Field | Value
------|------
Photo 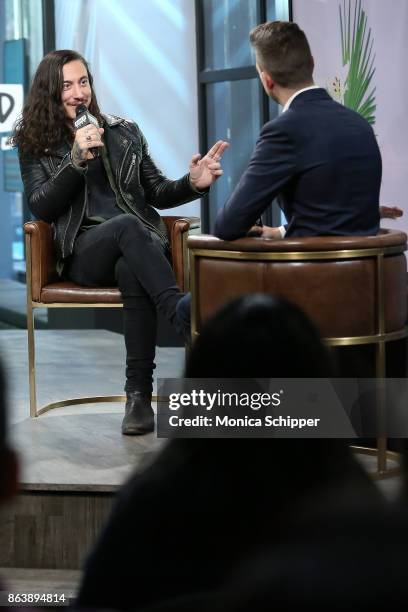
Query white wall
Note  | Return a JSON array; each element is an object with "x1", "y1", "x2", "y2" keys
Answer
[{"x1": 55, "y1": 0, "x2": 200, "y2": 217}]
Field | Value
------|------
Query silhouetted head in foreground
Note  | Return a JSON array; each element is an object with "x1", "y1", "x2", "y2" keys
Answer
[
  {"x1": 186, "y1": 293, "x2": 333, "y2": 378},
  {"x1": 0, "y1": 357, "x2": 18, "y2": 505}
]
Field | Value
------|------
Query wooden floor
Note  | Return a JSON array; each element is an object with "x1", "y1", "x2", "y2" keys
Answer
[
  {"x1": 0, "y1": 567, "x2": 81, "y2": 600},
  {"x1": 0, "y1": 330, "x2": 184, "y2": 573},
  {"x1": 1, "y1": 329, "x2": 184, "y2": 488}
]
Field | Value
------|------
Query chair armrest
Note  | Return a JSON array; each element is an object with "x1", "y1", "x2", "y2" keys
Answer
[
  {"x1": 24, "y1": 221, "x2": 58, "y2": 302},
  {"x1": 187, "y1": 231, "x2": 408, "y2": 252},
  {"x1": 163, "y1": 216, "x2": 200, "y2": 291}
]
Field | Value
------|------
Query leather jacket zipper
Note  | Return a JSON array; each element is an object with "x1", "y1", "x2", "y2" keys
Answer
[
  {"x1": 117, "y1": 142, "x2": 131, "y2": 187},
  {"x1": 124, "y1": 153, "x2": 136, "y2": 185},
  {"x1": 117, "y1": 146, "x2": 169, "y2": 245}
]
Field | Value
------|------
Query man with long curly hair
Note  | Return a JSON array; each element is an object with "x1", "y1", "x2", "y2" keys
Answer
[{"x1": 13, "y1": 50, "x2": 228, "y2": 435}]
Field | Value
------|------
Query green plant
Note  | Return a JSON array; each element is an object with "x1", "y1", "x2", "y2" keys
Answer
[{"x1": 339, "y1": 0, "x2": 376, "y2": 124}]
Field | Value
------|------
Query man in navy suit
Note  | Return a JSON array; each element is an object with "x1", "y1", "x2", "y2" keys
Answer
[
  {"x1": 214, "y1": 20, "x2": 382, "y2": 240},
  {"x1": 176, "y1": 21, "x2": 401, "y2": 335}
]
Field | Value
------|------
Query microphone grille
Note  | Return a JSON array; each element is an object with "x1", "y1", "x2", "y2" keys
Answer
[{"x1": 75, "y1": 104, "x2": 87, "y2": 116}]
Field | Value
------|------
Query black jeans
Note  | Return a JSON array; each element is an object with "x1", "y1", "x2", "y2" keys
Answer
[{"x1": 67, "y1": 214, "x2": 183, "y2": 393}]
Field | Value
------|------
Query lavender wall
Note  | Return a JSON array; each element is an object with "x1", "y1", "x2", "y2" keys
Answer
[{"x1": 293, "y1": 0, "x2": 408, "y2": 235}]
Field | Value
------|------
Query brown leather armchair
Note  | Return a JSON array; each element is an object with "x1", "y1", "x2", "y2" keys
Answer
[
  {"x1": 188, "y1": 229, "x2": 408, "y2": 476},
  {"x1": 25, "y1": 216, "x2": 199, "y2": 417}
]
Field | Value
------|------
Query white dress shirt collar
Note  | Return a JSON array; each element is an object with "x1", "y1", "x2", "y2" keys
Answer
[{"x1": 282, "y1": 85, "x2": 321, "y2": 113}]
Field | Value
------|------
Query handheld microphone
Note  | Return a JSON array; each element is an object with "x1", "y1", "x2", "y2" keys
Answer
[{"x1": 74, "y1": 104, "x2": 100, "y2": 158}]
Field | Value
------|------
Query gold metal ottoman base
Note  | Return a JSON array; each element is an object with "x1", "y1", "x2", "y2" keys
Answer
[
  {"x1": 34, "y1": 394, "x2": 162, "y2": 417},
  {"x1": 34, "y1": 395, "x2": 127, "y2": 417},
  {"x1": 351, "y1": 445, "x2": 401, "y2": 480}
]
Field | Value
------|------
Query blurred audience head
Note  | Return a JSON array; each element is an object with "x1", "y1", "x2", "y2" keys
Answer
[
  {"x1": 186, "y1": 293, "x2": 333, "y2": 379},
  {"x1": 217, "y1": 507, "x2": 408, "y2": 612},
  {"x1": 138, "y1": 507, "x2": 408, "y2": 612},
  {"x1": 0, "y1": 356, "x2": 18, "y2": 503}
]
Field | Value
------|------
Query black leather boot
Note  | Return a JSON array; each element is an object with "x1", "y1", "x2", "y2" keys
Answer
[{"x1": 121, "y1": 391, "x2": 154, "y2": 435}]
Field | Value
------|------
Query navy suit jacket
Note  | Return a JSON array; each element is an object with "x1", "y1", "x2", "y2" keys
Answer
[{"x1": 214, "y1": 88, "x2": 381, "y2": 239}]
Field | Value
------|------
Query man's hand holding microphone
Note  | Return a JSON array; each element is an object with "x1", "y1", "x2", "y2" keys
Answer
[{"x1": 71, "y1": 104, "x2": 104, "y2": 168}]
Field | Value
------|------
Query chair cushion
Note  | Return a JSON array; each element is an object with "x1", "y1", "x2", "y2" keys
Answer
[{"x1": 40, "y1": 282, "x2": 122, "y2": 304}]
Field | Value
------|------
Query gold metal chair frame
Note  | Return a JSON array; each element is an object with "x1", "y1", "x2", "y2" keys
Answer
[
  {"x1": 189, "y1": 243, "x2": 408, "y2": 478},
  {"x1": 26, "y1": 230, "x2": 192, "y2": 418}
]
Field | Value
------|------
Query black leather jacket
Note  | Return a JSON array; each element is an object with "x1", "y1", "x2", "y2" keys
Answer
[{"x1": 19, "y1": 114, "x2": 204, "y2": 262}]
